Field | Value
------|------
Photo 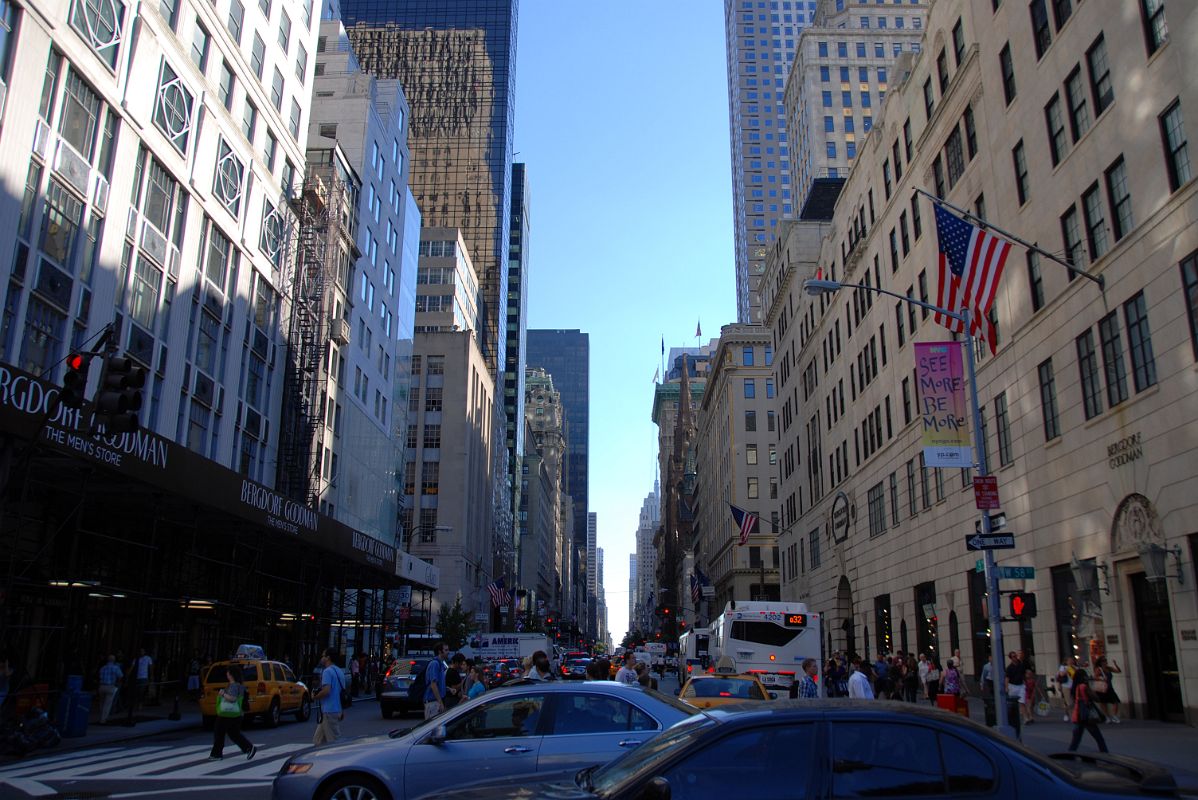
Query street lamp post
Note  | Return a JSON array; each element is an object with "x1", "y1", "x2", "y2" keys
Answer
[{"x1": 804, "y1": 278, "x2": 1014, "y2": 737}]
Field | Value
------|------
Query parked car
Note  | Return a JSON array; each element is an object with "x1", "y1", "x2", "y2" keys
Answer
[
  {"x1": 200, "y1": 658, "x2": 310, "y2": 729},
  {"x1": 676, "y1": 673, "x2": 775, "y2": 709},
  {"x1": 380, "y1": 660, "x2": 429, "y2": 719},
  {"x1": 422, "y1": 700, "x2": 1191, "y2": 800},
  {"x1": 272, "y1": 680, "x2": 698, "y2": 800}
]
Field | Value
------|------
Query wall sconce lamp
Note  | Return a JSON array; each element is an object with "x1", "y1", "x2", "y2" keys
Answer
[
  {"x1": 1070, "y1": 554, "x2": 1110, "y2": 595},
  {"x1": 1137, "y1": 543, "x2": 1184, "y2": 585}
]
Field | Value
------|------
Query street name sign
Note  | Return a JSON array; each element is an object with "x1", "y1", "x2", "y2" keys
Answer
[
  {"x1": 974, "y1": 560, "x2": 1035, "y2": 580},
  {"x1": 965, "y1": 533, "x2": 1015, "y2": 551}
]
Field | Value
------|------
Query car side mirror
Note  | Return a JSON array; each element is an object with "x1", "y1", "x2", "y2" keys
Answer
[
  {"x1": 640, "y1": 776, "x2": 670, "y2": 800},
  {"x1": 769, "y1": 691, "x2": 778, "y2": 700},
  {"x1": 427, "y1": 724, "x2": 448, "y2": 746},
  {"x1": 673, "y1": 687, "x2": 680, "y2": 696}
]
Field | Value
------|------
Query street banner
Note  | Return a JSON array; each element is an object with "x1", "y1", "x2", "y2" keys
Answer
[{"x1": 915, "y1": 341, "x2": 971, "y2": 467}]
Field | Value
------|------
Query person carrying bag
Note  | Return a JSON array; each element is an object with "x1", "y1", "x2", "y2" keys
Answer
[
  {"x1": 1068, "y1": 670, "x2": 1109, "y2": 753},
  {"x1": 210, "y1": 665, "x2": 257, "y2": 761}
]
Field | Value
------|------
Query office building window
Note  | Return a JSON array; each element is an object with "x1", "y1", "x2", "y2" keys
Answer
[
  {"x1": 999, "y1": 43, "x2": 1016, "y2": 104},
  {"x1": 1065, "y1": 66, "x2": 1090, "y2": 141},
  {"x1": 1123, "y1": 292, "x2": 1157, "y2": 391},
  {"x1": 1030, "y1": 0, "x2": 1052, "y2": 58},
  {"x1": 744, "y1": 378, "x2": 756, "y2": 398},
  {"x1": 227, "y1": 0, "x2": 243, "y2": 43},
  {"x1": 995, "y1": 392, "x2": 1012, "y2": 467},
  {"x1": 1082, "y1": 183, "x2": 1108, "y2": 260},
  {"x1": 1046, "y1": 93, "x2": 1067, "y2": 166},
  {"x1": 867, "y1": 482, "x2": 886, "y2": 537},
  {"x1": 1086, "y1": 35, "x2": 1114, "y2": 115},
  {"x1": 1139, "y1": 0, "x2": 1167, "y2": 55},
  {"x1": 1099, "y1": 311, "x2": 1128, "y2": 407},
  {"x1": 748, "y1": 476, "x2": 759, "y2": 499},
  {"x1": 906, "y1": 460, "x2": 917, "y2": 517},
  {"x1": 1076, "y1": 330, "x2": 1102, "y2": 420},
  {"x1": 923, "y1": 77, "x2": 934, "y2": 118},
  {"x1": 1038, "y1": 358, "x2": 1060, "y2": 440},
  {"x1": 1181, "y1": 251, "x2": 1198, "y2": 361},
  {"x1": 1027, "y1": 250, "x2": 1044, "y2": 311},
  {"x1": 1104, "y1": 156, "x2": 1133, "y2": 241},
  {"x1": 745, "y1": 410, "x2": 757, "y2": 431},
  {"x1": 1012, "y1": 140, "x2": 1029, "y2": 205},
  {"x1": 1060, "y1": 204, "x2": 1085, "y2": 270},
  {"x1": 1160, "y1": 99, "x2": 1191, "y2": 192},
  {"x1": 952, "y1": 18, "x2": 965, "y2": 66}
]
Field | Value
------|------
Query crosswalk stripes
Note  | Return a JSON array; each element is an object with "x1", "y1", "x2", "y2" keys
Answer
[
  {"x1": 0, "y1": 746, "x2": 126, "y2": 775},
  {"x1": 0, "y1": 746, "x2": 173, "y2": 779},
  {"x1": 0, "y1": 743, "x2": 285, "y2": 782}
]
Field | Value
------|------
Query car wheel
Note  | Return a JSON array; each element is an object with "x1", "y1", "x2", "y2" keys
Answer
[
  {"x1": 317, "y1": 773, "x2": 392, "y2": 800},
  {"x1": 295, "y1": 694, "x2": 312, "y2": 722},
  {"x1": 201, "y1": 715, "x2": 215, "y2": 731},
  {"x1": 265, "y1": 698, "x2": 281, "y2": 728}
]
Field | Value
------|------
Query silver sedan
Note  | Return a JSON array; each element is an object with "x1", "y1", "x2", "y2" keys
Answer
[{"x1": 272, "y1": 680, "x2": 697, "y2": 800}]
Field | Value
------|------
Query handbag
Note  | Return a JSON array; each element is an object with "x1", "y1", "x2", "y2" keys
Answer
[
  {"x1": 217, "y1": 693, "x2": 242, "y2": 718},
  {"x1": 1090, "y1": 677, "x2": 1109, "y2": 695}
]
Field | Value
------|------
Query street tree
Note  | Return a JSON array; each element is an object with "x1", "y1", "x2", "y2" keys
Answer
[{"x1": 435, "y1": 594, "x2": 474, "y2": 650}]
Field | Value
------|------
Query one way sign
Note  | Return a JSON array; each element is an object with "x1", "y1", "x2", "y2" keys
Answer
[{"x1": 965, "y1": 533, "x2": 1015, "y2": 551}]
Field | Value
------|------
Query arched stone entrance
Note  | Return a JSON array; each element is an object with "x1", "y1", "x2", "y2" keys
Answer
[{"x1": 836, "y1": 576, "x2": 856, "y2": 658}]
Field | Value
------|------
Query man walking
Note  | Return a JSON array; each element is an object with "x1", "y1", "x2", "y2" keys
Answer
[
  {"x1": 98, "y1": 655, "x2": 122, "y2": 724},
  {"x1": 423, "y1": 642, "x2": 449, "y2": 719},
  {"x1": 789, "y1": 658, "x2": 820, "y2": 699},
  {"x1": 312, "y1": 648, "x2": 346, "y2": 745},
  {"x1": 615, "y1": 653, "x2": 638, "y2": 685},
  {"x1": 847, "y1": 658, "x2": 875, "y2": 699}
]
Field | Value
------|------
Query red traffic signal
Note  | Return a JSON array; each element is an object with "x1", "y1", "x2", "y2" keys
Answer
[
  {"x1": 60, "y1": 353, "x2": 93, "y2": 409},
  {"x1": 1009, "y1": 592, "x2": 1037, "y2": 619}
]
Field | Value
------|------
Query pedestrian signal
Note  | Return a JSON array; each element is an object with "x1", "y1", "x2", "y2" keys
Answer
[{"x1": 1009, "y1": 592, "x2": 1037, "y2": 619}]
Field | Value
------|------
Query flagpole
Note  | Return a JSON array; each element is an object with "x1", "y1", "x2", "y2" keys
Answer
[{"x1": 915, "y1": 187, "x2": 1104, "y2": 290}]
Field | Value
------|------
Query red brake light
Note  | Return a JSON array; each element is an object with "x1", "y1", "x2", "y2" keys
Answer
[{"x1": 719, "y1": 692, "x2": 732, "y2": 697}]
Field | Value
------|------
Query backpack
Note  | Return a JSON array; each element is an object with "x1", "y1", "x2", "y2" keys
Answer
[{"x1": 407, "y1": 662, "x2": 429, "y2": 703}]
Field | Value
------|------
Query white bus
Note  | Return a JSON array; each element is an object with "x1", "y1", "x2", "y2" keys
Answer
[
  {"x1": 678, "y1": 627, "x2": 712, "y2": 677},
  {"x1": 708, "y1": 602, "x2": 822, "y2": 689}
]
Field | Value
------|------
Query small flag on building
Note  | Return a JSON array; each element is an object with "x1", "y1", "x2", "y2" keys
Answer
[
  {"x1": 695, "y1": 320, "x2": 702, "y2": 338},
  {"x1": 652, "y1": 367, "x2": 660, "y2": 384},
  {"x1": 486, "y1": 578, "x2": 511, "y2": 608},
  {"x1": 933, "y1": 203, "x2": 1012, "y2": 355},
  {"x1": 728, "y1": 503, "x2": 758, "y2": 547},
  {"x1": 690, "y1": 572, "x2": 701, "y2": 605}
]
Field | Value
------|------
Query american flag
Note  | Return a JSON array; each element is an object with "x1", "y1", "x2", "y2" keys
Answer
[
  {"x1": 690, "y1": 573, "x2": 700, "y2": 605},
  {"x1": 486, "y1": 578, "x2": 511, "y2": 608},
  {"x1": 728, "y1": 504, "x2": 758, "y2": 547},
  {"x1": 933, "y1": 203, "x2": 1012, "y2": 355}
]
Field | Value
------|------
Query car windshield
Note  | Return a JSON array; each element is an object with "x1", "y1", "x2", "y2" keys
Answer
[{"x1": 588, "y1": 715, "x2": 716, "y2": 793}]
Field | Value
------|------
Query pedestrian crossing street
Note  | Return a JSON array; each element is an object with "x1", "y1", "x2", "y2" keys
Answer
[{"x1": 0, "y1": 742, "x2": 291, "y2": 783}]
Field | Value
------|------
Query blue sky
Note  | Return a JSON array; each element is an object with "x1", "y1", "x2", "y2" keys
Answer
[{"x1": 515, "y1": 1, "x2": 736, "y2": 640}]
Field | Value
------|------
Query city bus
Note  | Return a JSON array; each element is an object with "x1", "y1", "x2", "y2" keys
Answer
[
  {"x1": 708, "y1": 602, "x2": 822, "y2": 690},
  {"x1": 678, "y1": 627, "x2": 711, "y2": 677}
]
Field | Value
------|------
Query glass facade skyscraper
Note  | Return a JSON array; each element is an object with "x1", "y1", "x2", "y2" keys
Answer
[
  {"x1": 725, "y1": 0, "x2": 813, "y2": 323},
  {"x1": 526, "y1": 329, "x2": 589, "y2": 555},
  {"x1": 339, "y1": 0, "x2": 518, "y2": 380}
]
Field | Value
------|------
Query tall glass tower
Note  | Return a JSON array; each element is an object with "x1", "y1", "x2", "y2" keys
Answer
[
  {"x1": 725, "y1": 0, "x2": 813, "y2": 322},
  {"x1": 339, "y1": 0, "x2": 518, "y2": 380}
]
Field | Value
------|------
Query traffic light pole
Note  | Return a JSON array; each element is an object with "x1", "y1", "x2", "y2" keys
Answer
[{"x1": 962, "y1": 311, "x2": 1015, "y2": 739}]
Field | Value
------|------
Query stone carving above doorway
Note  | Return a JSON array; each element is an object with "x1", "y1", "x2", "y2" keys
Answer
[{"x1": 1110, "y1": 493, "x2": 1163, "y2": 555}]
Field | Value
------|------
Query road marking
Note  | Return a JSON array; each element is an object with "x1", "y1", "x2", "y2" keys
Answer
[
  {"x1": 59, "y1": 745, "x2": 213, "y2": 778},
  {"x1": 0, "y1": 777, "x2": 56, "y2": 796},
  {"x1": 106, "y1": 781, "x2": 272, "y2": 798},
  {"x1": 0, "y1": 746, "x2": 173, "y2": 779},
  {"x1": 166, "y1": 751, "x2": 279, "y2": 778},
  {"x1": 0, "y1": 747, "x2": 126, "y2": 774},
  {"x1": 233, "y1": 752, "x2": 293, "y2": 779}
]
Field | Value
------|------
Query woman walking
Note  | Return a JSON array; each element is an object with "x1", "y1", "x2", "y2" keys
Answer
[
  {"x1": 903, "y1": 657, "x2": 921, "y2": 702},
  {"x1": 925, "y1": 659, "x2": 942, "y2": 704},
  {"x1": 1092, "y1": 657, "x2": 1122, "y2": 723},
  {"x1": 1068, "y1": 670, "x2": 1109, "y2": 753},
  {"x1": 210, "y1": 665, "x2": 257, "y2": 761}
]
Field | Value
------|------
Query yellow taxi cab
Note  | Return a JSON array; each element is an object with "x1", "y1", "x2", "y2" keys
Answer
[
  {"x1": 199, "y1": 645, "x2": 312, "y2": 728},
  {"x1": 677, "y1": 657, "x2": 777, "y2": 709}
]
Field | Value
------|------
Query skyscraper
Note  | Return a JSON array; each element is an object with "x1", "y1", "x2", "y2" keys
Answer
[
  {"x1": 506, "y1": 163, "x2": 531, "y2": 512},
  {"x1": 724, "y1": 0, "x2": 811, "y2": 323},
  {"x1": 526, "y1": 329, "x2": 590, "y2": 591},
  {"x1": 339, "y1": 0, "x2": 518, "y2": 381}
]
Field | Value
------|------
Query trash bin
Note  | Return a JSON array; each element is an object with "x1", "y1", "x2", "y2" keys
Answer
[
  {"x1": 66, "y1": 675, "x2": 84, "y2": 693},
  {"x1": 65, "y1": 692, "x2": 91, "y2": 738},
  {"x1": 936, "y1": 693, "x2": 970, "y2": 718}
]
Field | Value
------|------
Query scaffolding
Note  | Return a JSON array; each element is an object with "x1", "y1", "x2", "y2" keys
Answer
[{"x1": 278, "y1": 164, "x2": 355, "y2": 507}]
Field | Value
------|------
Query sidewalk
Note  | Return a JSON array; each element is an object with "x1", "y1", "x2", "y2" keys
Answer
[{"x1": 959, "y1": 695, "x2": 1198, "y2": 786}]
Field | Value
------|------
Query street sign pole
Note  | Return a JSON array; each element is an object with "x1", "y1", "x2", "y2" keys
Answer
[{"x1": 963, "y1": 311, "x2": 1015, "y2": 738}]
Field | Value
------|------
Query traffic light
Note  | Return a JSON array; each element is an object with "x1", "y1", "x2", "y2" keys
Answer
[
  {"x1": 1009, "y1": 592, "x2": 1038, "y2": 619},
  {"x1": 95, "y1": 354, "x2": 147, "y2": 432},
  {"x1": 60, "y1": 352, "x2": 93, "y2": 409}
]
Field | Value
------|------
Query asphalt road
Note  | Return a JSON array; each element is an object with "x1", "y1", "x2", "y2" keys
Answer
[
  {"x1": 3, "y1": 672, "x2": 1195, "y2": 799},
  {"x1": 0, "y1": 696, "x2": 425, "y2": 800}
]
